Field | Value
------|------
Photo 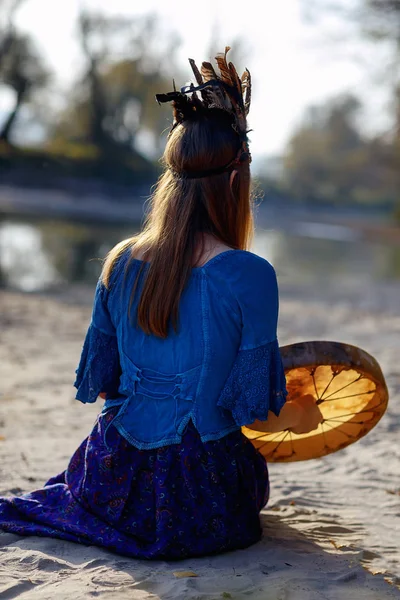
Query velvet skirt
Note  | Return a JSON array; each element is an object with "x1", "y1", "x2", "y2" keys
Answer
[{"x1": 0, "y1": 408, "x2": 269, "y2": 559}]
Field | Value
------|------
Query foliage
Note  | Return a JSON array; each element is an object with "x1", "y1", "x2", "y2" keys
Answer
[
  {"x1": 359, "y1": 0, "x2": 400, "y2": 46},
  {"x1": 0, "y1": 8, "x2": 184, "y2": 183},
  {"x1": 296, "y1": 0, "x2": 400, "y2": 212},
  {"x1": 279, "y1": 94, "x2": 397, "y2": 205},
  {"x1": 0, "y1": 139, "x2": 155, "y2": 189},
  {"x1": 0, "y1": 0, "x2": 50, "y2": 142},
  {"x1": 0, "y1": 31, "x2": 50, "y2": 95},
  {"x1": 50, "y1": 12, "x2": 181, "y2": 158}
]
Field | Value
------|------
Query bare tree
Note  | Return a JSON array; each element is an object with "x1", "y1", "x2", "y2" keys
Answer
[
  {"x1": 0, "y1": 0, "x2": 25, "y2": 69},
  {"x1": 53, "y1": 12, "x2": 182, "y2": 157},
  {"x1": 299, "y1": 0, "x2": 400, "y2": 211},
  {"x1": 0, "y1": 31, "x2": 50, "y2": 142},
  {"x1": 76, "y1": 10, "x2": 131, "y2": 151}
]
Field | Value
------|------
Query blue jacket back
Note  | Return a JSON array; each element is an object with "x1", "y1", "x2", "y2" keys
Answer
[{"x1": 74, "y1": 249, "x2": 287, "y2": 450}]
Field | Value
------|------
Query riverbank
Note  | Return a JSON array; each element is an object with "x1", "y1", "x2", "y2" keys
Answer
[
  {"x1": 0, "y1": 287, "x2": 399, "y2": 599},
  {"x1": 1, "y1": 183, "x2": 400, "y2": 245}
]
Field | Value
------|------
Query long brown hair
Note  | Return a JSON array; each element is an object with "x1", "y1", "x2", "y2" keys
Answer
[{"x1": 102, "y1": 109, "x2": 253, "y2": 338}]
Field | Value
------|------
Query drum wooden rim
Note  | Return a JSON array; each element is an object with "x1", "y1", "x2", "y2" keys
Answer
[{"x1": 242, "y1": 340, "x2": 389, "y2": 462}]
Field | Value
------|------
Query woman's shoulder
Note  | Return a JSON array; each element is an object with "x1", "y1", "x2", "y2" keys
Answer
[
  {"x1": 206, "y1": 250, "x2": 278, "y2": 307},
  {"x1": 236, "y1": 249, "x2": 275, "y2": 271},
  {"x1": 208, "y1": 249, "x2": 276, "y2": 279},
  {"x1": 97, "y1": 240, "x2": 139, "y2": 298},
  {"x1": 208, "y1": 250, "x2": 279, "y2": 340}
]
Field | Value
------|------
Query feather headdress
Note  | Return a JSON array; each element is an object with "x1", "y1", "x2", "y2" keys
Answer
[{"x1": 155, "y1": 47, "x2": 252, "y2": 178}]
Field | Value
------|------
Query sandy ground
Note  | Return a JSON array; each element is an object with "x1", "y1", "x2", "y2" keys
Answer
[{"x1": 0, "y1": 285, "x2": 399, "y2": 600}]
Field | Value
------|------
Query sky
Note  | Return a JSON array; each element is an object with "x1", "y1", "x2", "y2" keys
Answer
[{"x1": 1, "y1": 0, "x2": 393, "y2": 161}]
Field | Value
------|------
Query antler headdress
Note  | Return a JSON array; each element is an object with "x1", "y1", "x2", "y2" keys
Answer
[{"x1": 155, "y1": 46, "x2": 252, "y2": 179}]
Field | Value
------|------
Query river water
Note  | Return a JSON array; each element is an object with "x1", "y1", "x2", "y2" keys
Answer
[{"x1": 0, "y1": 215, "x2": 400, "y2": 297}]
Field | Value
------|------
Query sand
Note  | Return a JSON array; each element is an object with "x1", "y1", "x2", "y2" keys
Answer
[{"x1": 0, "y1": 286, "x2": 399, "y2": 599}]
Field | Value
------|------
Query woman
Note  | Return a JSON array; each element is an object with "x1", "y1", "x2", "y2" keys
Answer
[{"x1": 0, "y1": 49, "x2": 322, "y2": 559}]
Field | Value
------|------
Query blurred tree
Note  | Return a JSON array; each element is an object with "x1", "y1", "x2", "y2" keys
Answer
[
  {"x1": 350, "y1": 0, "x2": 400, "y2": 211},
  {"x1": 282, "y1": 94, "x2": 396, "y2": 205},
  {"x1": 301, "y1": 0, "x2": 400, "y2": 47},
  {"x1": 298, "y1": 0, "x2": 400, "y2": 211},
  {"x1": 0, "y1": 0, "x2": 51, "y2": 143},
  {"x1": 0, "y1": 0, "x2": 24, "y2": 69},
  {"x1": 358, "y1": 0, "x2": 400, "y2": 46},
  {"x1": 0, "y1": 31, "x2": 50, "y2": 142},
  {"x1": 77, "y1": 11, "x2": 110, "y2": 151},
  {"x1": 50, "y1": 12, "x2": 181, "y2": 159}
]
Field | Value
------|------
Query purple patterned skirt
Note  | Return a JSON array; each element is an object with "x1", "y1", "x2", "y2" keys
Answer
[{"x1": 0, "y1": 408, "x2": 269, "y2": 559}]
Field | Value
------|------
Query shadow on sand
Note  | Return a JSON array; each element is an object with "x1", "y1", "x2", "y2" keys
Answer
[{"x1": 1, "y1": 510, "x2": 399, "y2": 600}]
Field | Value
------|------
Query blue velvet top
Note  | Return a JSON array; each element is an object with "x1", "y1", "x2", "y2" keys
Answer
[{"x1": 74, "y1": 249, "x2": 288, "y2": 450}]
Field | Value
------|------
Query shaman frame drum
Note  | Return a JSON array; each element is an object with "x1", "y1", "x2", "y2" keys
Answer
[{"x1": 243, "y1": 341, "x2": 389, "y2": 462}]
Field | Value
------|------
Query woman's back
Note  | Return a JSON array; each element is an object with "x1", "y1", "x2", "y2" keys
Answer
[{"x1": 76, "y1": 248, "x2": 285, "y2": 450}]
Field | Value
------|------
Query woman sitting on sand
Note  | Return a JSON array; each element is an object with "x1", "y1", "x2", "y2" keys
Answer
[{"x1": 0, "y1": 49, "x2": 322, "y2": 559}]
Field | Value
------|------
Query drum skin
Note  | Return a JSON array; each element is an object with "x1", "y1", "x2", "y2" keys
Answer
[{"x1": 242, "y1": 341, "x2": 389, "y2": 462}]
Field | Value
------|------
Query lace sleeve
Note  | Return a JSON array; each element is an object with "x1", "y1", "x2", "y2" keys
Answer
[
  {"x1": 217, "y1": 339, "x2": 288, "y2": 427},
  {"x1": 74, "y1": 324, "x2": 121, "y2": 404}
]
